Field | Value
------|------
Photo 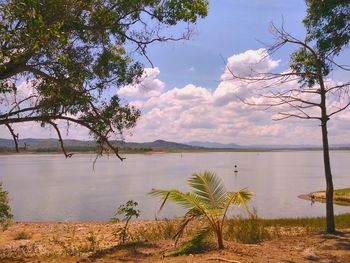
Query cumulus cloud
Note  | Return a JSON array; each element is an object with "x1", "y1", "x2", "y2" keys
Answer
[
  {"x1": 125, "y1": 49, "x2": 348, "y2": 145},
  {"x1": 221, "y1": 48, "x2": 280, "y2": 80},
  {"x1": 2, "y1": 49, "x2": 349, "y2": 145},
  {"x1": 117, "y1": 67, "x2": 165, "y2": 97}
]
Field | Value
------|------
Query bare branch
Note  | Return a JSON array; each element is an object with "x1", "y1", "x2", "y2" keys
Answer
[
  {"x1": 46, "y1": 120, "x2": 73, "y2": 158},
  {"x1": 274, "y1": 112, "x2": 321, "y2": 121},
  {"x1": 328, "y1": 101, "x2": 350, "y2": 118},
  {"x1": 5, "y1": 124, "x2": 19, "y2": 152}
]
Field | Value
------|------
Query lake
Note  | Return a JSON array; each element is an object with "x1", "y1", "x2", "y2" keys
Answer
[{"x1": 0, "y1": 151, "x2": 349, "y2": 222}]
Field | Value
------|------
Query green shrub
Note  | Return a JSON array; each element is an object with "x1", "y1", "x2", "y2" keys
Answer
[
  {"x1": 0, "y1": 182, "x2": 13, "y2": 230},
  {"x1": 112, "y1": 200, "x2": 140, "y2": 243}
]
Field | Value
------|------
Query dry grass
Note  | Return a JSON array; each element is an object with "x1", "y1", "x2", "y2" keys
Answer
[{"x1": 0, "y1": 215, "x2": 350, "y2": 262}]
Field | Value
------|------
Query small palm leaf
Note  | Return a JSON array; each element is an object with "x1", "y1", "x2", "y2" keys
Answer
[
  {"x1": 222, "y1": 189, "x2": 253, "y2": 220},
  {"x1": 149, "y1": 189, "x2": 208, "y2": 213},
  {"x1": 188, "y1": 171, "x2": 227, "y2": 209}
]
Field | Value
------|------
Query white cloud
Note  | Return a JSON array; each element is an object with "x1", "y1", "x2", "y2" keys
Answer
[
  {"x1": 1, "y1": 49, "x2": 349, "y2": 145},
  {"x1": 117, "y1": 67, "x2": 165, "y2": 97},
  {"x1": 221, "y1": 48, "x2": 280, "y2": 80},
  {"x1": 125, "y1": 49, "x2": 349, "y2": 145}
]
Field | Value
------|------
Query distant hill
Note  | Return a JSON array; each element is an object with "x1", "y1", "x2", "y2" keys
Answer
[
  {"x1": 186, "y1": 141, "x2": 350, "y2": 150},
  {"x1": 0, "y1": 138, "x2": 203, "y2": 152},
  {"x1": 0, "y1": 138, "x2": 349, "y2": 152},
  {"x1": 186, "y1": 141, "x2": 241, "y2": 149},
  {"x1": 115, "y1": 139, "x2": 203, "y2": 150}
]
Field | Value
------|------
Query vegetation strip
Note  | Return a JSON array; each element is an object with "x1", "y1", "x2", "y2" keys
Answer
[{"x1": 299, "y1": 188, "x2": 350, "y2": 206}]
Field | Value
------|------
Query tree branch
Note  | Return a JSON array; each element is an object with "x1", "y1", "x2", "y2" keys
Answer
[
  {"x1": 5, "y1": 124, "x2": 19, "y2": 152},
  {"x1": 46, "y1": 120, "x2": 73, "y2": 158}
]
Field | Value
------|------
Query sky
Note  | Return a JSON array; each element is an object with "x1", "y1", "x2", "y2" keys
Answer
[{"x1": 1, "y1": 0, "x2": 350, "y2": 145}]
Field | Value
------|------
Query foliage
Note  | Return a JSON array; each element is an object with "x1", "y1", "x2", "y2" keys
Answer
[
  {"x1": 0, "y1": 182, "x2": 13, "y2": 228},
  {"x1": 0, "y1": 0, "x2": 208, "y2": 159},
  {"x1": 112, "y1": 200, "x2": 140, "y2": 243},
  {"x1": 304, "y1": 0, "x2": 350, "y2": 56},
  {"x1": 224, "y1": 209, "x2": 271, "y2": 244},
  {"x1": 163, "y1": 227, "x2": 211, "y2": 257},
  {"x1": 149, "y1": 171, "x2": 252, "y2": 251}
]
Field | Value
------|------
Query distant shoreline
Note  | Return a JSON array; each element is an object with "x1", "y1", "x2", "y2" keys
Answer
[{"x1": 1, "y1": 148, "x2": 350, "y2": 156}]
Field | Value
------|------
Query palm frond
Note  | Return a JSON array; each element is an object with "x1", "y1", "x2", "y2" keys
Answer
[
  {"x1": 230, "y1": 188, "x2": 253, "y2": 210},
  {"x1": 188, "y1": 171, "x2": 227, "y2": 209},
  {"x1": 221, "y1": 189, "x2": 253, "y2": 221},
  {"x1": 149, "y1": 189, "x2": 208, "y2": 213},
  {"x1": 173, "y1": 212, "x2": 197, "y2": 245}
]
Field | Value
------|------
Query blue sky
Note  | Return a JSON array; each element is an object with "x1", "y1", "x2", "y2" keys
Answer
[
  {"x1": 1, "y1": 1, "x2": 350, "y2": 145},
  {"x1": 143, "y1": 0, "x2": 307, "y2": 90}
]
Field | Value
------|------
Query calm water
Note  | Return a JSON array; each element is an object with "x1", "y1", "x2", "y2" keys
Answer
[{"x1": 0, "y1": 151, "x2": 349, "y2": 222}]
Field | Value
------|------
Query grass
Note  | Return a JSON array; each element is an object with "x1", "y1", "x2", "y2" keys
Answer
[
  {"x1": 129, "y1": 214, "x2": 350, "y2": 245},
  {"x1": 13, "y1": 231, "x2": 32, "y2": 240},
  {"x1": 116, "y1": 213, "x2": 350, "y2": 250},
  {"x1": 126, "y1": 219, "x2": 180, "y2": 242},
  {"x1": 254, "y1": 213, "x2": 350, "y2": 230},
  {"x1": 225, "y1": 211, "x2": 273, "y2": 244},
  {"x1": 224, "y1": 213, "x2": 350, "y2": 244},
  {"x1": 334, "y1": 188, "x2": 350, "y2": 196}
]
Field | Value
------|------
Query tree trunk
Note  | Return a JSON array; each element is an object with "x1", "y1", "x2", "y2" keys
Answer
[
  {"x1": 321, "y1": 120, "x2": 335, "y2": 233},
  {"x1": 318, "y1": 58, "x2": 335, "y2": 234},
  {"x1": 216, "y1": 230, "x2": 224, "y2": 249}
]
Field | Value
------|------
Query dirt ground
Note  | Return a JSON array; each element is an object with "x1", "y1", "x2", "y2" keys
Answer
[{"x1": 0, "y1": 222, "x2": 349, "y2": 263}]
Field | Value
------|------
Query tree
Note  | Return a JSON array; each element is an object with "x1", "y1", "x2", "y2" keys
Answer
[
  {"x1": 304, "y1": 0, "x2": 350, "y2": 56},
  {"x1": 0, "y1": 0, "x2": 208, "y2": 159},
  {"x1": 230, "y1": 24, "x2": 350, "y2": 233},
  {"x1": 149, "y1": 171, "x2": 252, "y2": 250}
]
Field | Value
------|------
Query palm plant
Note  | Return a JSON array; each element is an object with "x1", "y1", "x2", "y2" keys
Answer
[{"x1": 149, "y1": 171, "x2": 252, "y2": 249}]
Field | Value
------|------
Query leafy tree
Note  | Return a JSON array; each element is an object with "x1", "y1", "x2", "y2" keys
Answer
[
  {"x1": 301, "y1": 1, "x2": 350, "y2": 233},
  {"x1": 149, "y1": 171, "x2": 252, "y2": 250},
  {"x1": 0, "y1": 0, "x2": 208, "y2": 159},
  {"x1": 112, "y1": 200, "x2": 140, "y2": 243},
  {"x1": 0, "y1": 182, "x2": 13, "y2": 228},
  {"x1": 304, "y1": 0, "x2": 350, "y2": 56}
]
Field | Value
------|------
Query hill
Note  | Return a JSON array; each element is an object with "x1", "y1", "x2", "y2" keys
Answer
[
  {"x1": 0, "y1": 138, "x2": 349, "y2": 153},
  {"x1": 0, "y1": 138, "x2": 203, "y2": 152}
]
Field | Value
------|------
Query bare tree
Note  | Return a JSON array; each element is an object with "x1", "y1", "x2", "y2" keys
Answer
[{"x1": 228, "y1": 24, "x2": 350, "y2": 233}]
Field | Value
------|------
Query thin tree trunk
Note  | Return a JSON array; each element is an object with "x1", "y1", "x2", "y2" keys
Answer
[
  {"x1": 216, "y1": 230, "x2": 224, "y2": 249},
  {"x1": 321, "y1": 120, "x2": 335, "y2": 233},
  {"x1": 318, "y1": 59, "x2": 335, "y2": 234}
]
